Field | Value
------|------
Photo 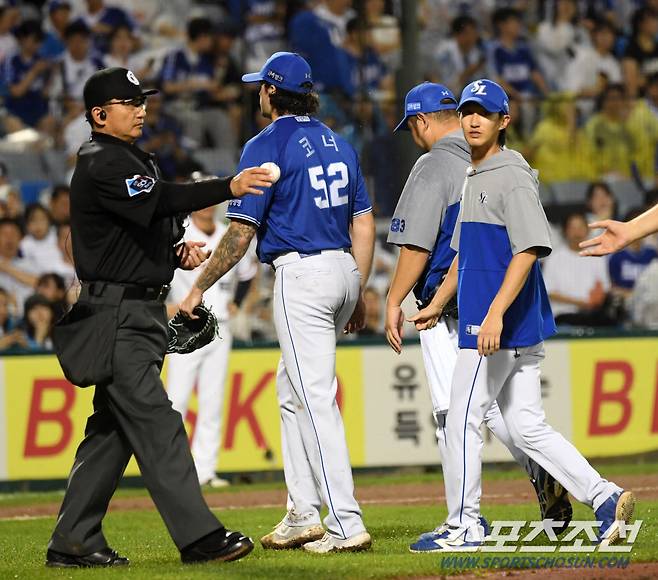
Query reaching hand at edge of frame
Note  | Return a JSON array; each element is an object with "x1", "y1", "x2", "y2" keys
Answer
[
  {"x1": 477, "y1": 310, "x2": 503, "y2": 357},
  {"x1": 230, "y1": 167, "x2": 274, "y2": 197},
  {"x1": 385, "y1": 303, "x2": 405, "y2": 354},
  {"x1": 178, "y1": 286, "x2": 203, "y2": 319},
  {"x1": 344, "y1": 293, "x2": 366, "y2": 334},
  {"x1": 579, "y1": 220, "x2": 632, "y2": 256},
  {"x1": 407, "y1": 301, "x2": 443, "y2": 331}
]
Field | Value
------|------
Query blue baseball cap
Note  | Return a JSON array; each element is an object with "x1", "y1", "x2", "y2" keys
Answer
[
  {"x1": 394, "y1": 82, "x2": 458, "y2": 132},
  {"x1": 48, "y1": 0, "x2": 71, "y2": 13},
  {"x1": 457, "y1": 79, "x2": 510, "y2": 114},
  {"x1": 242, "y1": 52, "x2": 313, "y2": 95}
]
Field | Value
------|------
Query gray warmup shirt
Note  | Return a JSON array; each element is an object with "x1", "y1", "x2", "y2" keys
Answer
[{"x1": 387, "y1": 130, "x2": 471, "y2": 303}]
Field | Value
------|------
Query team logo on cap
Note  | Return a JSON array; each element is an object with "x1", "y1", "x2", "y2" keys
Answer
[
  {"x1": 470, "y1": 80, "x2": 487, "y2": 95},
  {"x1": 126, "y1": 70, "x2": 139, "y2": 85},
  {"x1": 267, "y1": 69, "x2": 284, "y2": 83},
  {"x1": 125, "y1": 175, "x2": 155, "y2": 197},
  {"x1": 407, "y1": 101, "x2": 421, "y2": 111}
]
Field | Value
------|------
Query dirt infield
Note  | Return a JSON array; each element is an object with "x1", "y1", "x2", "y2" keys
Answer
[{"x1": 1, "y1": 473, "x2": 657, "y2": 519}]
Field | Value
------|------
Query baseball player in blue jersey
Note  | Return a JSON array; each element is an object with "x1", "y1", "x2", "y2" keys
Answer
[
  {"x1": 411, "y1": 79, "x2": 635, "y2": 550},
  {"x1": 386, "y1": 82, "x2": 571, "y2": 553},
  {"x1": 179, "y1": 52, "x2": 375, "y2": 554}
]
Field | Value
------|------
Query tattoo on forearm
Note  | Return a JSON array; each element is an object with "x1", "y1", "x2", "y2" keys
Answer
[{"x1": 196, "y1": 221, "x2": 256, "y2": 292}]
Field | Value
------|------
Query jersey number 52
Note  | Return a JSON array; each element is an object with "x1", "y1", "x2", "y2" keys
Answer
[{"x1": 308, "y1": 162, "x2": 349, "y2": 209}]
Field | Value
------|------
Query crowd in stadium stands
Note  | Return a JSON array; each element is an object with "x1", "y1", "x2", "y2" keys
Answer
[{"x1": 0, "y1": 0, "x2": 658, "y2": 351}]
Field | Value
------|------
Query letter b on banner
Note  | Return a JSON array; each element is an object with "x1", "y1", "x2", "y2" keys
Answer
[
  {"x1": 24, "y1": 379, "x2": 76, "y2": 456},
  {"x1": 589, "y1": 361, "x2": 633, "y2": 436}
]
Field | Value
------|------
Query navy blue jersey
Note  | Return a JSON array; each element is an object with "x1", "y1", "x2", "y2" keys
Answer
[
  {"x1": 226, "y1": 115, "x2": 372, "y2": 264},
  {"x1": 160, "y1": 48, "x2": 215, "y2": 106},
  {"x1": 489, "y1": 40, "x2": 539, "y2": 96},
  {"x1": 2, "y1": 53, "x2": 49, "y2": 126}
]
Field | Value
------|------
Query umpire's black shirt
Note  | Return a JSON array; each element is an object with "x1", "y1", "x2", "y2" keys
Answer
[{"x1": 71, "y1": 132, "x2": 233, "y2": 286}]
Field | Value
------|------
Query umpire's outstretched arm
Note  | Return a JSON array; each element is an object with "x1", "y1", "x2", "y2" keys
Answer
[{"x1": 155, "y1": 168, "x2": 273, "y2": 218}]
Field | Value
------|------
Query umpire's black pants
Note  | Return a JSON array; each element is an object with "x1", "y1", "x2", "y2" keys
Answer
[{"x1": 48, "y1": 297, "x2": 222, "y2": 555}]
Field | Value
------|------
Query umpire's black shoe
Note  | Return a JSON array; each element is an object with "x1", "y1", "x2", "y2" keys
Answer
[
  {"x1": 45, "y1": 547, "x2": 129, "y2": 568},
  {"x1": 180, "y1": 527, "x2": 254, "y2": 564},
  {"x1": 531, "y1": 467, "x2": 573, "y2": 536}
]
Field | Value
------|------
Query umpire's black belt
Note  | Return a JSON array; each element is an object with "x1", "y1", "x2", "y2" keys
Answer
[{"x1": 80, "y1": 281, "x2": 170, "y2": 302}]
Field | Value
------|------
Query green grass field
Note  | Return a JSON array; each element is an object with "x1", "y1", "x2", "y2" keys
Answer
[{"x1": 1, "y1": 464, "x2": 656, "y2": 579}]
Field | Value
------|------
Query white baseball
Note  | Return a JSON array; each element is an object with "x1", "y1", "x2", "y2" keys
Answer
[{"x1": 260, "y1": 162, "x2": 281, "y2": 184}]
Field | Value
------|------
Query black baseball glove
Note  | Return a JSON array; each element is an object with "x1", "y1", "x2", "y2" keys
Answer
[{"x1": 166, "y1": 303, "x2": 220, "y2": 354}]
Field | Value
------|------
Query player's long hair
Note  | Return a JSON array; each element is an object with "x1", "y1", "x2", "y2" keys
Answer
[{"x1": 267, "y1": 83, "x2": 320, "y2": 116}]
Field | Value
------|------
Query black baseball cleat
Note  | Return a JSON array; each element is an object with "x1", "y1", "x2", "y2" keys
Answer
[
  {"x1": 45, "y1": 547, "x2": 129, "y2": 568},
  {"x1": 531, "y1": 467, "x2": 573, "y2": 536},
  {"x1": 180, "y1": 528, "x2": 254, "y2": 564}
]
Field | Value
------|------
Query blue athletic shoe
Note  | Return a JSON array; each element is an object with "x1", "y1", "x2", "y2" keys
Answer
[
  {"x1": 416, "y1": 516, "x2": 489, "y2": 543},
  {"x1": 409, "y1": 527, "x2": 451, "y2": 553},
  {"x1": 595, "y1": 490, "x2": 636, "y2": 545},
  {"x1": 411, "y1": 517, "x2": 489, "y2": 553}
]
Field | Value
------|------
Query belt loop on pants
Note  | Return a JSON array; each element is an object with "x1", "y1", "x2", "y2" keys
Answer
[{"x1": 271, "y1": 248, "x2": 350, "y2": 270}]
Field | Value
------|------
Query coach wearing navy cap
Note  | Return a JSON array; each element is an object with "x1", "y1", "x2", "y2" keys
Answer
[{"x1": 45, "y1": 68, "x2": 273, "y2": 568}]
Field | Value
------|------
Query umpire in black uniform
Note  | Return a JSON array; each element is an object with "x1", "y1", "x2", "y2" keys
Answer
[{"x1": 46, "y1": 67, "x2": 273, "y2": 568}]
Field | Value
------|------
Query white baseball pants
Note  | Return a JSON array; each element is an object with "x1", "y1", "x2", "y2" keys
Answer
[
  {"x1": 167, "y1": 322, "x2": 232, "y2": 483},
  {"x1": 445, "y1": 344, "x2": 620, "y2": 530},
  {"x1": 419, "y1": 319, "x2": 532, "y2": 476},
  {"x1": 272, "y1": 250, "x2": 365, "y2": 539}
]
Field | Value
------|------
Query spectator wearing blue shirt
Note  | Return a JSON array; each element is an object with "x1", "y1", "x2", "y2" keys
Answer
[
  {"x1": 608, "y1": 207, "x2": 658, "y2": 298},
  {"x1": 40, "y1": 0, "x2": 71, "y2": 60},
  {"x1": 242, "y1": 0, "x2": 286, "y2": 72},
  {"x1": 74, "y1": 0, "x2": 137, "y2": 54},
  {"x1": 2, "y1": 20, "x2": 56, "y2": 137},
  {"x1": 288, "y1": 5, "x2": 352, "y2": 95},
  {"x1": 488, "y1": 8, "x2": 549, "y2": 101},
  {"x1": 160, "y1": 17, "x2": 232, "y2": 148},
  {"x1": 138, "y1": 93, "x2": 195, "y2": 180},
  {"x1": 342, "y1": 17, "x2": 392, "y2": 100},
  {"x1": 49, "y1": 21, "x2": 105, "y2": 120}
]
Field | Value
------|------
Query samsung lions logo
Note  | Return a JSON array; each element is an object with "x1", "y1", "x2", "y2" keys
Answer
[
  {"x1": 126, "y1": 70, "x2": 139, "y2": 85},
  {"x1": 407, "y1": 101, "x2": 421, "y2": 111},
  {"x1": 125, "y1": 175, "x2": 155, "y2": 197}
]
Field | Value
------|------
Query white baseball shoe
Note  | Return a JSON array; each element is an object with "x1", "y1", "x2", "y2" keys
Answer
[
  {"x1": 302, "y1": 531, "x2": 372, "y2": 554},
  {"x1": 260, "y1": 511, "x2": 325, "y2": 550},
  {"x1": 199, "y1": 476, "x2": 230, "y2": 489}
]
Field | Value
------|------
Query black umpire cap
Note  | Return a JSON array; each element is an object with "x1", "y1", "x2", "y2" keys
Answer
[{"x1": 83, "y1": 67, "x2": 158, "y2": 110}]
